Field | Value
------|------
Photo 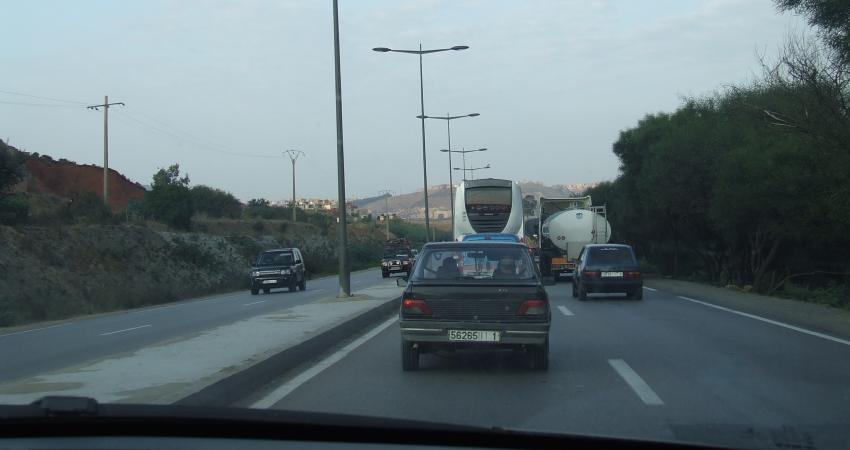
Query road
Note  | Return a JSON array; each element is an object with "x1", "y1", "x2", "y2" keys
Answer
[
  {"x1": 0, "y1": 269, "x2": 387, "y2": 383},
  {"x1": 264, "y1": 281, "x2": 850, "y2": 450}
]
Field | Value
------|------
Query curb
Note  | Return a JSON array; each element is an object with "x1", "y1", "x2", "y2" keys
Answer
[{"x1": 175, "y1": 295, "x2": 400, "y2": 407}]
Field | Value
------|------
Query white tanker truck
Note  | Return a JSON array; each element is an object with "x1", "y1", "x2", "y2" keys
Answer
[{"x1": 527, "y1": 196, "x2": 611, "y2": 280}]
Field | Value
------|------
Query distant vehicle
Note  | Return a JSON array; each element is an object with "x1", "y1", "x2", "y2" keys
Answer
[
  {"x1": 397, "y1": 242, "x2": 554, "y2": 371},
  {"x1": 453, "y1": 178, "x2": 524, "y2": 241},
  {"x1": 381, "y1": 238, "x2": 414, "y2": 278},
  {"x1": 527, "y1": 196, "x2": 611, "y2": 281},
  {"x1": 460, "y1": 232, "x2": 521, "y2": 242},
  {"x1": 571, "y1": 244, "x2": 642, "y2": 300},
  {"x1": 249, "y1": 248, "x2": 307, "y2": 295}
]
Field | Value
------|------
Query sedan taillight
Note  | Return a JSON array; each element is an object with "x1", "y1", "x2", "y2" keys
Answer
[
  {"x1": 624, "y1": 271, "x2": 641, "y2": 278},
  {"x1": 582, "y1": 270, "x2": 600, "y2": 279},
  {"x1": 517, "y1": 299, "x2": 547, "y2": 315},
  {"x1": 402, "y1": 296, "x2": 432, "y2": 315}
]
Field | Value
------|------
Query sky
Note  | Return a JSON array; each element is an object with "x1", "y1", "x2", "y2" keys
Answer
[{"x1": 1, "y1": 0, "x2": 807, "y2": 202}]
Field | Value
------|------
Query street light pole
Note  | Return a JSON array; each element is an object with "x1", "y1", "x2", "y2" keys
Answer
[
  {"x1": 284, "y1": 150, "x2": 304, "y2": 222},
  {"x1": 378, "y1": 189, "x2": 393, "y2": 240},
  {"x1": 422, "y1": 112, "x2": 479, "y2": 237},
  {"x1": 333, "y1": 0, "x2": 350, "y2": 297},
  {"x1": 372, "y1": 44, "x2": 469, "y2": 242}
]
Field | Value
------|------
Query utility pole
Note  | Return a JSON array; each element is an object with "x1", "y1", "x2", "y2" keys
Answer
[
  {"x1": 87, "y1": 96, "x2": 124, "y2": 207},
  {"x1": 378, "y1": 189, "x2": 393, "y2": 239},
  {"x1": 333, "y1": 0, "x2": 350, "y2": 297},
  {"x1": 284, "y1": 150, "x2": 305, "y2": 221}
]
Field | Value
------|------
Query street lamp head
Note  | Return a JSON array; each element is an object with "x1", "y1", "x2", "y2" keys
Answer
[
  {"x1": 451, "y1": 45, "x2": 470, "y2": 51},
  {"x1": 416, "y1": 115, "x2": 428, "y2": 119},
  {"x1": 468, "y1": 113, "x2": 480, "y2": 117},
  {"x1": 475, "y1": 148, "x2": 488, "y2": 152},
  {"x1": 485, "y1": 164, "x2": 491, "y2": 168},
  {"x1": 453, "y1": 167, "x2": 463, "y2": 170},
  {"x1": 372, "y1": 47, "x2": 391, "y2": 52},
  {"x1": 440, "y1": 149, "x2": 450, "y2": 153}
]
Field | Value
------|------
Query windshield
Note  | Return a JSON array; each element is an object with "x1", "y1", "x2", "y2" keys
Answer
[
  {"x1": 3, "y1": 1, "x2": 849, "y2": 449},
  {"x1": 258, "y1": 251, "x2": 294, "y2": 266},
  {"x1": 412, "y1": 247, "x2": 535, "y2": 281}
]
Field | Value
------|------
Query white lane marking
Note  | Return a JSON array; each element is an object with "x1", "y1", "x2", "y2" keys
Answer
[
  {"x1": 244, "y1": 300, "x2": 267, "y2": 306},
  {"x1": 0, "y1": 323, "x2": 69, "y2": 339},
  {"x1": 677, "y1": 295, "x2": 850, "y2": 347},
  {"x1": 557, "y1": 306, "x2": 574, "y2": 317},
  {"x1": 99, "y1": 324, "x2": 151, "y2": 336},
  {"x1": 608, "y1": 359, "x2": 664, "y2": 406},
  {"x1": 643, "y1": 286, "x2": 658, "y2": 292},
  {"x1": 252, "y1": 316, "x2": 398, "y2": 408}
]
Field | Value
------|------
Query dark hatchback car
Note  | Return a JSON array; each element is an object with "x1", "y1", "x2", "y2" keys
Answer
[
  {"x1": 249, "y1": 248, "x2": 307, "y2": 295},
  {"x1": 572, "y1": 244, "x2": 642, "y2": 300},
  {"x1": 397, "y1": 242, "x2": 553, "y2": 371}
]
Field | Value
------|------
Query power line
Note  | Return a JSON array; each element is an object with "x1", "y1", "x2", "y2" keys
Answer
[
  {"x1": 0, "y1": 89, "x2": 87, "y2": 105},
  {"x1": 111, "y1": 109, "x2": 279, "y2": 159},
  {"x1": 0, "y1": 99, "x2": 82, "y2": 108}
]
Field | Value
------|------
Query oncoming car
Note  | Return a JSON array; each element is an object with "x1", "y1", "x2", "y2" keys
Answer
[
  {"x1": 397, "y1": 242, "x2": 553, "y2": 371},
  {"x1": 249, "y1": 248, "x2": 307, "y2": 295}
]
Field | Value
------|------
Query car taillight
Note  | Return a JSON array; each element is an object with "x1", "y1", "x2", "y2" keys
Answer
[
  {"x1": 402, "y1": 296, "x2": 432, "y2": 315},
  {"x1": 625, "y1": 271, "x2": 641, "y2": 278},
  {"x1": 517, "y1": 299, "x2": 547, "y2": 315},
  {"x1": 582, "y1": 270, "x2": 599, "y2": 279}
]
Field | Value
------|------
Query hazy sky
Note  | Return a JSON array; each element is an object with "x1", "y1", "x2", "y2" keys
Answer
[{"x1": 2, "y1": 0, "x2": 806, "y2": 201}]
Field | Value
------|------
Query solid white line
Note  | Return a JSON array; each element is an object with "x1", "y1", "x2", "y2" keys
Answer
[
  {"x1": 643, "y1": 286, "x2": 658, "y2": 292},
  {"x1": 608, "y1": 359, "x2": 664, "y2": 406},
  {"x1": 677, "y1": 296, "x2": 850, "y2": 347},
  {"x1": 243, "y1": 300, "x2": 267, "y2": 306},
  {"x1": 251, "y1": 316, "x2": 398, "y2": 409},
  {"x1": 557, "y1": 305, "x2": 574, "y2": 317},
  {"x1": 99, "y1": 324, "x2": 151, "y2": 336},
  {"x1": 0, "y1": 323, "x2": 69, "y2": 339}
]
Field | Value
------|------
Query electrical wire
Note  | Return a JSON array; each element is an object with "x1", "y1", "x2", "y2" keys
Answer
[{"x1": 0, "y1": 89, "x2": 87, "y2": 105}]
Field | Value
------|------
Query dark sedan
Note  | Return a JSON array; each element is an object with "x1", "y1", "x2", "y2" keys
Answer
[
  {"x1": 397, "y1": 242, "x2": 553, "y2": 371},
  {"x1": 571, "y1": 244, "x2": 642, "y2": 300}
]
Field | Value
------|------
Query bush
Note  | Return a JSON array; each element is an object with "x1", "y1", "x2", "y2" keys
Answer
[
  {"x1": 252, "y1": 221, "x2": 265, "y2": 233},
  {"x1": 191, "y1": 185, "x2": 242, "y2": 219},
  {"x1": 144, "y1": 164, "x2": 194, "y2": 230},
  {"x1": 64, "y1": 191, "x2": 115, "y2": 224},
  {"x1": 0, "y1": 193, "x2": 30, "y2": 225}
]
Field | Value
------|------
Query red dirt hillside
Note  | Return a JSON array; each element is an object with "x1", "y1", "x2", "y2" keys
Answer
[{"x1": 24, "y1": 155, "x2": 146, "y2": 212}]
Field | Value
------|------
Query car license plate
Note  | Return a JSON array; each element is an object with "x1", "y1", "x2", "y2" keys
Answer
[
  {"x1": 448, "y1": 330, "x2": 500, "y2": 342},
  {"x1": 262, "y1": 280, "x2": 276, "y2": 284},
  {"x1": 601, "y1": 271, "x2": 623, "y2": 277},
  {"x1": 391, "y1": 266, "x2": 401, "y2": 270}
]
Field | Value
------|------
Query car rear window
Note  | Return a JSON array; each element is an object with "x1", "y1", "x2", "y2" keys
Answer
[
  {"x1": 586, "y1": 247, "x2": 635, "y2": 265},
  {"x1": 411, "y1": 247, "x2": 535, "y2": 281}
]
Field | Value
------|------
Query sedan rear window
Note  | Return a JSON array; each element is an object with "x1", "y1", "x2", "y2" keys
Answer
[
  {"x1": 586, "y1": 247, "x2": 635, "y2": 265},
  {"x1": 412, "y1": 247, "x2": 535, "y2": 281}
]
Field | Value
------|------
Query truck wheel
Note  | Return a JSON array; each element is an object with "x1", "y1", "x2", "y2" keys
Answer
[
  {"x1": 530, "y1": 340, "x2": 549, "y2": 371},
  {"x1": 402, "y1": 341, "x2": 419, "y2": 371},
  {"x1": 251, "y1": 287, "x2": 259, "y2": 296},
  {"x1": 579, "y1": 282, "x2": 588, "y2": 301}
]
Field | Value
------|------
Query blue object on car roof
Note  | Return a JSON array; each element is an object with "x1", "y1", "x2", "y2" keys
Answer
[{"x1": 461, "y1": 233, "x2": 521, "y2": 242}]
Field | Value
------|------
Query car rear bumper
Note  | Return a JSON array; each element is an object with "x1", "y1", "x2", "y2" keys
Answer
[
  {"x1": 582, "y1": 279, "x2": 642, "y2": 293},
  {"x1": 399, "y1": 320, "x2": 549, "y2": 346}
]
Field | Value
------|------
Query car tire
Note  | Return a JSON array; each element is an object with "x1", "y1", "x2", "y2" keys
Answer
[
  {"x1": 299, "y1": 277, "x2": 307, "y2": 291},
  {"x1": 263, "y1": 288, "x2": 271, "y2": 294},
  {"x1": 288, "y1": 279, "x2": 297, "y2": 292},
  {"x1": 571, "y1": 281, "x2": 578, "y2": 298},
  {"x1": 382, "y1": 271, "x2": 389, "y2": 279},
  {"x1": 578, "y1": 282, "x2": 588, "y2": 301},
  {"x1": 250, "y1": 287, "x2": 259, "y2": 296},
  {"x1": 634, "y1": 286, "x2": 643, "y2": 300},
  {"x1": 530, "y1": 340, "x2": 549, "y2": 371},
  {"x1": 401, "y1": 341, "x2": 419, "y2": 371}
]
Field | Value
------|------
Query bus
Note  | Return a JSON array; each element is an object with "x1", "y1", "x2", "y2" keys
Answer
[{"x1": 453, "y1": 178, "x2": 524, "y2": 241}]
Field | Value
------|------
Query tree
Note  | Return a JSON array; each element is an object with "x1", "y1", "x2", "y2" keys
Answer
[
  {"x1": 0, "y1": 142, "x2": 29, "y2": 225},
  {"x1": 144, "y1": 164, "x2": 194, "y2": 230},
  {"x1": 776, "y1": 0, "x2": 850, "y2": 64},
  {"x1": 191, "y1": 185, "x2": 242, "y2": 219}
]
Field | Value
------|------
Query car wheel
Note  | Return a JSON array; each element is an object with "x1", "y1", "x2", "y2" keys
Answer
[
  {"x1": 382, "y1": 271, "x2": 389, "y2": 279},
  {"x1": 263, "y1": 288, "x2": 271, "y2": 294},
  {"x1": 530, "y1": 340, "x2": 549, "y2": 371},
  {"x1": 579, "y1": 282, "x2": 588, "y2": 301},
  {"x1": 250, "y1": 287, "x2": 259, "y2": 296},
  {"x1": 634, "y1": 286, "x2": 643, "y2": 300},
  {"x1": 401, "y1": 341, "x2": 419, "y2": 371},
  {"x1": 571, "y1": 281, "x2": 578, "y2": 298},
  {"x1": 299, "y1": 277, "x2": 307, "y2": 291},
  {"x1": 288, "y1": 279, "x2": 297, "y2": 292}
]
